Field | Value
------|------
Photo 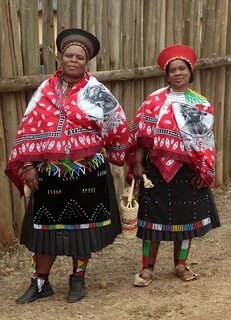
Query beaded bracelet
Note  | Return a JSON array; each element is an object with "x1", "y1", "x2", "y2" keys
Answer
[
  {"x1": 23, "y1": 165, "x2": 35, "y2": 172},
  {"x1": 23, "y1": 162, "x2": 34, "y2": 168}
]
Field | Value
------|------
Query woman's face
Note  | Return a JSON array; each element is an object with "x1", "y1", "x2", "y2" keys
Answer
[
  {"x1": 167, "y1": 59, "x2": 191, "y2": 92},
  {"x1": 61, "y1": 45, "x2": 87, "y2": 81}
]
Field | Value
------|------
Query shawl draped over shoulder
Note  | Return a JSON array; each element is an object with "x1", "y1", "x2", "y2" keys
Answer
[
  {"x1": 6, "y1": 70, "x2": 128, "y2": 195},
  {"x1": 126, "y1": 86, "x2": 215, "y2": 188}
]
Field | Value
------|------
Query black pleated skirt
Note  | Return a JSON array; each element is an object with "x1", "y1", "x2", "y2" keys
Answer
[
  {"x1": 20, "y1": 161, "x2": 121, "y2": 258},
  {"x1": 137, "y1": 161, "x2": 220, "y2": 241}
]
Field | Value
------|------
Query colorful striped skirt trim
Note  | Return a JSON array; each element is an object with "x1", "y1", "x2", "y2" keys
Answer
[
  {"x1": 33, "y1": 219, "x2": 111, "y2": 230},
  {"x1": 138, "y1": 217, "x2": 211, "y2": 232}
]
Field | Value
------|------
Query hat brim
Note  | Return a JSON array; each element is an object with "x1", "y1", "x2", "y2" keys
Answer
[
  {"x1": 157, "y1": 44, "x2": 197, "y2": 71},
  {"x1": 56, "y1": 28, "x2": 100, "y2": 60}
]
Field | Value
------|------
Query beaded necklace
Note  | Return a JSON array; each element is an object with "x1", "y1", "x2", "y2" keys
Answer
[
  {"x1": 61, "y1": 77, "x2": 76, "y2": 96},
  {"x1": 168, "y1": 86, "x2": 207, "y2": 104}
]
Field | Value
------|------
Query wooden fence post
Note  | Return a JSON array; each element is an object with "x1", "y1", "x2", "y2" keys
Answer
[
  {"x1": 0, "y1": 0, "x2": 26, "y2": 240},
  {"x1": 182, "y1": 0, "x2": 202, "y2": 92},
  {"x1": 42, "y1": 0, "x2": 56, "y2": 74},
  {"x1": 213, "y1": 0, "x2": 228, "y2": 186},
  {"x1": 109, "y1": 0, "x2": 124, "y2": 201},
  {"x1": 224, "y1": 0, "x2": 231, "y2": 181}
]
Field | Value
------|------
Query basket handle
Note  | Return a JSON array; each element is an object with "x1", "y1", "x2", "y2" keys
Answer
[
  {"x1": 127, "y1": 178, "x2": 135, "y2": 204},
  {"x1": 142, "y1": 174, "x2": 154, "y2": 188}
]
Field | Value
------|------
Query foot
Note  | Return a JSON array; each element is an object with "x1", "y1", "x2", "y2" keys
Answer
[
  {"x1": 16, "y1": 277, "x2": 54, "y2": 304},
  {"x1": 174, "y1": 264, "x2": 198, "y2": 281},
  {"x1": 67, "y1": 274, "x2": 85, "y2": 303},
  {"x1": 134, "y1": 268, "x2": 154, "y2": 287}
]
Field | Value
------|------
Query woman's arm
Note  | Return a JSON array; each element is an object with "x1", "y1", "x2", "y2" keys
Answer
[
  {"x1": 133, "y1": 146, "x2": 146, "y2": 179},
  {"x1": 22, "y1": 162, "x2": 39, "y2": 191}
]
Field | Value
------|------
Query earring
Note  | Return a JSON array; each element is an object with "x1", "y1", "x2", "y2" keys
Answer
[{"x1": 57, "y1": 67, "x2": 63, "y2": 77}]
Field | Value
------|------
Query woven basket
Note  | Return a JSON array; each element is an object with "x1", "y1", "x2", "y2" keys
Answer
[
  {"x1": 24, "y1": 184, "x2": 32, "y2": 198},
  {"x1": 120, "y1": 179, "x2": 138, "y2": 239}
]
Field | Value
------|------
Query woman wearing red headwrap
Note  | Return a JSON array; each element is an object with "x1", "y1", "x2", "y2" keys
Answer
[
  {"x1": 126, "y1": 44, "x2": 220, "y2": 286},
  {"x1": 5, "y1": 28, "x2": 128, "y2": 303}
]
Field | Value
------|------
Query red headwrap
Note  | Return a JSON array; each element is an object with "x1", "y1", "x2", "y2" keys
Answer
[{"x1": 157, "y1": 44, "x2": 197, "y2": 71}]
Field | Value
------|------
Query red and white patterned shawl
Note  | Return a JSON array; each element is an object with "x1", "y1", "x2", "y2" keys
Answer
[
  {"x1": 127, "y1": 86, "x2": 215, "y2": 187},
  {"x1": 6, "y1": 69, "x2": 128, "y2": 195}
]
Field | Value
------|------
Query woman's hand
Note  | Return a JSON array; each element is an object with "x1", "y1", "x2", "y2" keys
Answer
[
  {"x1": 23, "y1": 167, "x2": 39, "y2": 191},
  {"x1": 133, "y1": 147, "x2": 146, "y2": 180},
  {"x1": 133, "y1": 162, "x2": 146, "y2": 180}
]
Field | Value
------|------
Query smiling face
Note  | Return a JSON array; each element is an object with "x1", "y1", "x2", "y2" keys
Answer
[
  {"x1": 61, "y1": 45, "x2": 87, "y2": 82},
  {"x1": 167, "y1": 59, "x2": 191, "y2": 92}
]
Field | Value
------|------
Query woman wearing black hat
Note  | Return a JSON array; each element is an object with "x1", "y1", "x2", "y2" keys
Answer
[
  {"x1": 126, "y1": 44, "x2": 220, "y2": 287},
  {"x1": 6, "y1": 28, "x2": 128, "y2": 303}
]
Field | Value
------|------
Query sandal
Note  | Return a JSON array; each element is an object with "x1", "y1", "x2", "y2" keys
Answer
[
  {"x1": 134, "y1": 268, "x2": 154, "y2": 287},
  {"x1": 174, "y1": 264, "x2": 198, "y2": 281}
]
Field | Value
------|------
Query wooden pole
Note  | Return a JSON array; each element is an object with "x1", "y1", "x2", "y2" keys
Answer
[
  {"x1": 214, "y1": 0, "x2": 228, "y2": 184},
  {"x1": 173, "y1": 0, "x2": 184, "y2": 43},
  {"x1": 71, "y1": 0, "x2": 84, "y2": 28},
  {"x1": 0, "y1": 100, "x2": 14, "y2": 242},
  {"x1": 200, "y1": 0, "x2": 216, "y2": 101},
  {"x1": 165, "y1": 0, "x2": 174, "y2": 45},
  {"x1": 212, "y1": 0, "x2": 228, "y2": 186},
  {"x1": 154, "y1": 0, "x2": 166, "y2": 91},
  {"x1": 85, "y1": 0, "x2": 97, "y2": 72},
  {"x1": 122, "y1": 0, "x2": 135, "y2": 114},
  {"x1": 42, "y1": 0, "x2": 56, "y2": 74},
  {"x1": 182, "y1": 0, "x2": 202, "y2": 92},
  {"x1": 143, "y1": 0, "x2": 157, "y2": 98},
  {"x1": 226, "y1": 0, "x2": 231, "y2": 179},
  {"x1": 95, "y1": 0, "x2": 109, "y2": 71},
  {"x1": 108, "y1": 0, "x2": 124, "y2": 203},
  {"x1": 0, "y1": 0, "x2": 26, "y2": 240},
  {"x1": 134, "y1": 0, "x2": 144, "y2": 114},
  {"x1": 20, "y1": 0, "x2": 40, "y2": 76},
  {"x1": 200, "y1": 0, "x2": 218, "y2": 184},
  {"x1": 57, "y1": 0, "x2": 72, "y2": 33},
  {"x1": 1, "y1": 55, "x2": 230, "y2": 93}
]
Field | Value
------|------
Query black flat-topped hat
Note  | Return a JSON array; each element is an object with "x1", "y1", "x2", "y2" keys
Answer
[{"x1": 56, "y1": 28, "x2": 100, "y2": 60}]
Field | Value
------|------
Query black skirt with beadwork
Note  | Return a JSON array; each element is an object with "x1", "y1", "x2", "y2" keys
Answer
[
  {"x1": 137, "y1": 160, "x2": 220, "y2": 241},
  {"x1": 20, "y1": 159, "x2": 121, "y2": 258}
]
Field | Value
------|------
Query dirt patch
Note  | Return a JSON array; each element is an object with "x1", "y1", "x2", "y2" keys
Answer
[{"x1": 0, "y1": 185, "x2": 231, "y2": 320}]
